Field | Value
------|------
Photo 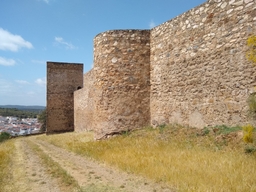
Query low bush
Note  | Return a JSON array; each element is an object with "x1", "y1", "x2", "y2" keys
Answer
[{"x1": 0, "y1": 132, "x2": 11, "y2": 143}]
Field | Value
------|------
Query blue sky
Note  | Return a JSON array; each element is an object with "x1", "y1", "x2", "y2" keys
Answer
[{"x1": 0, "y1": 0, "x2": 206, "y2": 106}]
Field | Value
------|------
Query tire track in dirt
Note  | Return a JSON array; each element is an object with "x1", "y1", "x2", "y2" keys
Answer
[
  {"x1": 29, "y1": 137, "x2": 174, "y2": 192},
  {"x1": 6, "y1": 138, "x2": 62, "y2": 192}
]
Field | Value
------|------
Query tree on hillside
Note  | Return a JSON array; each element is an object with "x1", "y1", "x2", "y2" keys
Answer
[{"x1": 38, "y1": 109, "x2": 47, "y2": 133}]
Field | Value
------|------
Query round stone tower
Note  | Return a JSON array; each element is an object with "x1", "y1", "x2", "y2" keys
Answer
[{"x1": 93, "y1": 30, "x2": 150, "y2": 139}]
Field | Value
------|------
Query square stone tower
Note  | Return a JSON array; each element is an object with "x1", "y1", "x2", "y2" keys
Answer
[{"x1": 47, "y1": 62, "x2": 83, "y2": 134}]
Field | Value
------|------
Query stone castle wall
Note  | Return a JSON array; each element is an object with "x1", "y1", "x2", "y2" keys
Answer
[
  {"x1": 47, "y1": 62, "x2": 83, "y2": 133},
  {"x1": 74, "y1": 69, "x2": 94, "y2": 132},
  {"x1": 92, "y1": 30, "x2": 151, "y2": 139},
  {"x1": 50, "y1": 0, "x2": 256, "y2": 139},
  {"x1": 150, "y1": 0, "x2": 256, "y2": 128}
]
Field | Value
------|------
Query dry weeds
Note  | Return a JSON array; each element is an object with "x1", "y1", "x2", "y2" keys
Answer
[
  {"x1": 39, "y1": 125, "x2": 256, "y2": 192},
  {"x1": 0, "y1": 140, "x2": 15, "y2": 190}
]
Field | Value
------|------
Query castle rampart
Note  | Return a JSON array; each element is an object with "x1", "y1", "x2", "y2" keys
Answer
[
  {"x1": 49, "y1": 0, "x2": 256, "y2": 139},
  {"x1": 150, "y1": 0, "x2": 256, "y2": 128},
  {"x1": 74, "y1": 30, "x2": 151, "y2": 138}
]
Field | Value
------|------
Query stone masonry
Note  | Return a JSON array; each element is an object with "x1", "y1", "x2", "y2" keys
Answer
[
  {"x1": 150, "y1": 0, "x2": 256, "y2": 128},
  {"x1": 48, "y1": 0, "x2": 256, "y2": 139},
  {"x1": 74, "y1": 69, "x2": 94, "y2": 132},
  {"x1": 74, "y1": 30, "x2": 151, "y2": 139},
  {"x1": 47, "y1": 62, "x2": 83, "y2": 134}
]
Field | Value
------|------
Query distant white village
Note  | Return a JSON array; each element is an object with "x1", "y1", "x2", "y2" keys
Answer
[{"x1": 0, "y1": 116, "x2": 41, "y2": 136}]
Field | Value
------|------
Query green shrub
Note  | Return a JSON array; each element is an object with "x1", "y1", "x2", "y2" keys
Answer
[
  {"x1": 202, "y1": 127, "x2": 210, "y2": 135},
  {"x1": 38, "y1": 109, "x2": 46, "y2": 133},
  {"x1": 0, "y1": 132, "x2": 11, "y2": 143},
  {"x1": 121, "y1": 130, "x2": 131, "y2": 137},
  {"x1": 158, "y1": 123, "x2": 167, "y2": 134},
  {"x1": 244, "y1": 145, "x2": 256, "y2": 154}
]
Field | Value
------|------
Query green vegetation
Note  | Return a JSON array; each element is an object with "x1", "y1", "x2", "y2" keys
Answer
[
  {"x1": 38, "y1": 109, "x2": 47, "y2": 132},
  {"x1": 0, "y1": 107, "x2": 41, "y2": 118},
  {"x1": 0, "y1": 105, "x2": 45, "y2": 111},
  {"x1": 203, "y1": 124, "x2": 242, "y2": 135},
  {"x1": 39, "y1": 125, "x2": 256, "y2": 192},
  {"x1": 0, "y1": 132, "x2": 11, "y2": 143},
  {"x1": 246, "y1": 35, "x2": 256, "y2": 63}
]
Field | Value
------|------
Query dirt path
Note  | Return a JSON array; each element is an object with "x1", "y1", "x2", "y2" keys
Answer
[
  {"x1": 8, "y1": 137, "x2": 174, "y2": 192},
  {"x1": 33, "y1": 137, "x2": 173, "y2": 192},
  {"x1": 5, "y1": 138, "x2": 62, "y2": 192}
]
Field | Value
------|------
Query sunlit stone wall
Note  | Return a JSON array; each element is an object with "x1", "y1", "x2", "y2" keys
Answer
[{"x1": 150, "y1": 0, "x2": 256, "y2": 128}]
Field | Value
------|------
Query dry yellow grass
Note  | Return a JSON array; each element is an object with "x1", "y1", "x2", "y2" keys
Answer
[
  {"x1": 39, "y1": 125, "x2": 256, "y2": 192},
  {"x1": 0, "y1": 139, "x2": 15, "y2": 190}
]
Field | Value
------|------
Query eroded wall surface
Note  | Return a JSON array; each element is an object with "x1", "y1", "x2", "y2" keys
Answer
[
  {"x1": 74, "y1": 69, "x2": 94, "y2": 132},
  {"x1": 150, "y1": 0, "x2": 256, "y2": 128},
  {"x1": 93, "y1": 30, "x2": 151, "y2": 139},
  {"x1": 47, "y1": 62, "x2": 83, "y2": 133}
]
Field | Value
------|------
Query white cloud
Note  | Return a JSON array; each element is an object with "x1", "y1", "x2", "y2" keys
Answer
[
  {"x1": 55, "y1": 37, "x2": 76, "y2": 49},
  {"x1": 35, "y1": 77, "x2": 46, "y2": 86},
  {"x1": 0, "y1": 78, "x2": 46, "y2": 105},
  {"x1": 149, "y1": 20, "x2": 156, "y2": 29},
  {"x1": 0, "y1": 57, "x2": 16, "y2": 66},
  {"x1": 0, "y1": 79, "x2": 14, "y2": 95},
  {"x1": 16, "y1": 80, "x2": 30, "y2": 84},
  {"x1": 0, "y1": 28, "x2": 33, "y2": 52}
]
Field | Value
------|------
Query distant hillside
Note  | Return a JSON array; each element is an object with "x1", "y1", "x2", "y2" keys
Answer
[
  {"x1": 0, "y1": 105, "x2": 45, "y2": 110},
  {"x1": 0, "y1": 106, "x2": 45, "y2": 117},
  {"x1": 0, "y1": 108, "x2": 43, "y2": 118}
]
